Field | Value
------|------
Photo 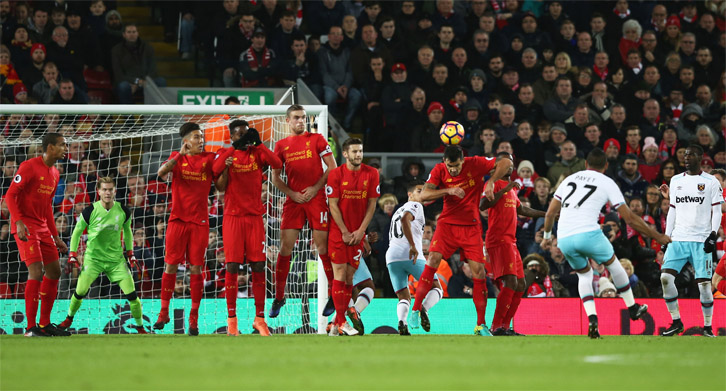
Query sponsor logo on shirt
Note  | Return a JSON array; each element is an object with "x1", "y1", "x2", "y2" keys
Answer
[{"x1": 676, "y1": 195, "x2": 705, "y2": 204}]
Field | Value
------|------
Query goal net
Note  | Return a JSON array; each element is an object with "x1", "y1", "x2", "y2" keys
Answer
[{"x1": 0, "y1": 104, "x2": 330, "y2": 335}]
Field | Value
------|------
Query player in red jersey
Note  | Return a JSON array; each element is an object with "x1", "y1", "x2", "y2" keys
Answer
[
  {"x1": 270, "y1": 104, "x2": 337, "y2": 318},
  {"x1": 327, "y1": 138, "x2": 380, "y2": 336},
  {"x1": 714, "y1": 254, "x2": 726, "y2": 297},
  {"x1": 213, "y1": 120, "x2": 282, "y2": 336},
  {"x1": 480, "y1": 152, "x2": 545, "y2": 336},
  {"x1": 153, "y1": 122, "x2": 222, "y2": 336},
  {"x1": 5, "y1": 132, "x2": 71, "y2": 337},
  {"x1": 411, "y1": 145, "x2": 511, "y2": 336}
]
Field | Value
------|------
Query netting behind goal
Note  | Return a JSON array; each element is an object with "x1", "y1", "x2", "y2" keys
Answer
[{"x1": 0, "y1": 104, "x2": 329, "y2": 335}]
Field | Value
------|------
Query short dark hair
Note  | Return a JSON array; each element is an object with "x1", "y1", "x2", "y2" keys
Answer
[
  {"x1": 687, "y1": 144, "x2": 704, "y2": 156},
  {"x1": 179, "y1": 122, "x2": 201, "y2": 139},
  {"x1": 224, "y1": 96, "x2": 240, "y2": 105},
  {"x1": 123, "y1": 23, "x2": 137, "y2": 32},
  {"x1": 42, "y1": 132, "x2": 63, "y2": 151},
  {"x1": 407, "y1": 180, "x2": 424, "y2": 193},
  {"x1": 4, "y1": 156, "x2": 17, "y2": 164},
  {"x1": 229, "y1": 120, "x2": 248, "y2": 137},
  {"x1": 586, "y1": 148, "x2": 607, "y2": 169},
  {"x1": 286, "y1": 104, "x2": 305, "y2": 117},
  {"x1": 342, "y1": 137, "x2": 363, "y2": 151},
  {"x1": 280, "y1": 9, "x2": 295, "y2": 19},
  {"x1": 443, "y1": 145, "x2": 463, "y2": 162},
  {"x1": 496, "y1": 151, "x2": 513, "y2": 161}
]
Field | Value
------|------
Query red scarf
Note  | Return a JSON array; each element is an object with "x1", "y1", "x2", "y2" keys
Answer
[
  {"x1": 613, "y1": 8, "x2": 631, "y2": 18},
  {"x1": 241, "y1": 47, "x2": 271, "y2": 87},
  {"x1": 658, "y1": 139, "x2": 677, "y2": 159},
  {"x1": 626, "y1": 143, "x2": 641, "y2": 156},
  {"x1": 679, "y1": 11, "x2": 697, "y2": 23},
  {"x1": 670, "y1": 103, "x2": 683, "y2": 121},
  {"x1": 593, "y1": 65, "x2": 608, "y2": 81},
  {"x1": 527, "y1": 275, "x2": 555, "y2": 297}
]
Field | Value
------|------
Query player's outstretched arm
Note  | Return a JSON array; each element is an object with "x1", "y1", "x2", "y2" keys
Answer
[
  {"x1": 420, "y1": 183, "x2": 463, "y2": 202},
  {"x1": 517, "y1": 204, "x2": 546, "y2": 219},
  {"x1": 617, "y1": 204, "x2": 671, "y2": 245},
  {"x1": 480, "y1": 181, "x2": 519, "y2": 210},
  {"x1": 541, "y1": 198, "x2": 561, "y2": 246},
  {"x1": 255, "y1": 143, "x2": 283, "y2": 169},
  {"x1": 484, "y1": 158, "x2": 514, "y2": 200},
  {"x1": 400, "y1": 212, "x2": 418, "y2": 261}
]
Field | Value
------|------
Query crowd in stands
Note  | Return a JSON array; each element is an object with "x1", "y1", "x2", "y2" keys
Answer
[{"x1": 1, "y1": 0, "x2": 725, "y2": 301}]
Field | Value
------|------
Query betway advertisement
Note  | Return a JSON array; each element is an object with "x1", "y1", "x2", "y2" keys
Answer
[{"x1": 0, "y1": 299, "x2": 723, "y2": 335}]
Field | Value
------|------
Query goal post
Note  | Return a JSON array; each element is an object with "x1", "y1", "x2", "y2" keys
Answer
[{"x1": 0, "y1": 104, "x2": 329, "y2": 335}]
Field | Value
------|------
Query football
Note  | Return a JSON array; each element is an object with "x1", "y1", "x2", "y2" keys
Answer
[{"x1": 439, "y1": 121, "x2": 465, "y2": 145}]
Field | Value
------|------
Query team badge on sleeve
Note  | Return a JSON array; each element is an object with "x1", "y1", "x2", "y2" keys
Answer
[
  {"x1": 326, "y1": 185, "x2": 333, "y2": 195},
  {"x1": 13, "y1": 175, "x2": 21, "y2": 183},
  {"x1": 376, "y1": 185, "x2": 380, "y2": 194}
]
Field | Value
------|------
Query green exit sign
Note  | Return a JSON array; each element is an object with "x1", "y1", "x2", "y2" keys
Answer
[{"x1": 178, "y1": 90, "x2": 274, "y2": 105}]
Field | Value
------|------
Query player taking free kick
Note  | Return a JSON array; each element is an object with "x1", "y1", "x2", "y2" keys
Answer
[
  {"x1": 411, "y1": 145, "x2": 511, "y2": 336},
  {"x1": 59, "y1": 177, "x2": 147, "y2": 334},
  {"x1": 327, "y1": 138, "x2": 380, "y2": 336},
  {"x1": 270, "y1": 104, "x2": 337, "y2": 318},
  {"x1": 6, "y1": 132, "x2": 70, "y2": 337},
  {"x1": 213, "y1": 120, "x2": 282, "y2": 336},
  {"x1": 154, "y1": 122, "x2": 222, "y2": 336}
]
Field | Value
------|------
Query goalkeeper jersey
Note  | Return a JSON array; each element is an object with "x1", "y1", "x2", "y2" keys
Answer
[{"x1": 70, "y1": 201, "x2": 133, "y2": 263}]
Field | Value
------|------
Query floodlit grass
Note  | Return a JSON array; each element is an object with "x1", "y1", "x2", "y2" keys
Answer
[{"x1": 1, "y1": 335, "x2": 724, "y2": 390}]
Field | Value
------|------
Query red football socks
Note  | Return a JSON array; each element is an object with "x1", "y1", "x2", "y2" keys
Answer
[
  {"x1": 38, "y1": 276, "x2": 58, "y2": 326},
  {"x1": 320, "y1": 253, "x2": 334, "y2": 297},
  {"x1": 252, "y1": 271, "x2": 266, "y2": 318},
  {"x1": 502, "y1": 290, "x2": 524, "y2": 329},
  {"x1": 412, "y1": 265, "x2": 437, "y2": 311},
  {"x1": 472, "y1": 278, "x2": 488, "y2": 325},
  {"x1": 225, "y1": 271, "x2": 238, "y2": 318},
  {"x1": 190, "y1": 274, "x2": 203, "y2": 316},
  {"x1": 25, "y1": 278, "x2": 40, "y2": 329},
  {"x1": 159, "y1": 272, "x2": 176, "y2": 316},
  {"x1": 332, "y1": 280, "x2": 347, "y2": 325},
  {"x1": 492, "y1": 286, "x2": 515, "y2": 330},
  {"x1": 275, "y1": 254, "x2": 292, "y2": 300}
]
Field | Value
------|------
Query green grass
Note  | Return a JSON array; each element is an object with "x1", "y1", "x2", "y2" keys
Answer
[{"x1": 1, "y1": 335, "x2": 725, "y2": 391}]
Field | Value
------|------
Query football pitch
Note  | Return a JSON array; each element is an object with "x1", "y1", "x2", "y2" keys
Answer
[{"x1": 1, "y1": 335, "x2": 724, "y2": 391}]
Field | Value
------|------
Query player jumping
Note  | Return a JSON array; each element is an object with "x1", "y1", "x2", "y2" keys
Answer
[
  {"x1": 6, "y1": 132, "x2": 71, "y2": 337},
  {"x1": 154, "y1": 122, "x2": 221, "y2": 336},
  {"x1": 542, "y1": 148, "x2": 669, "y2": 338},
  {"x1": 59, "y1": 177, "x2": 147, "y2": 334},
  {"x1": 412, "y1": 145, "x2": 511, "y2": 336},
  {"x1": 327, "y1": 138, "x2": 380, "y2": 336},
  {"x1": 386, "y1": 180, "x2": 442, "y2": 335},
  {"x1": 213, "y1": 120, "x2": 282, "y2": 336},
  {"x1": 270, "y1": 104, "x2": 337, "y2": 318},
  {"x1": 659, "y1": 145, "x2": 722, "y2": 337},
  {"x1": 480, "y1": 152, "x2": 545, "y2": 336}
]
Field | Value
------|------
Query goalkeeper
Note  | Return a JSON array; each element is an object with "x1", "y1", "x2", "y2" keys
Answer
[{"x1": 59, "y1": 177, "x2": 147, "y2": 334}]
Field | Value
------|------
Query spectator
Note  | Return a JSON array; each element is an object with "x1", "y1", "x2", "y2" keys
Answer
[
  {"x1": 401, "y1": 87, "x2": 429, "y2": 136},
  {"x1": 583, "y1": 81, "x2": 613, "y2": 125},
  {"x1": 351, "y1": 24, "x2": 391, "y2": 90},
  {"x1": 411, "y1": 102, "x2": 445, "y2": 152},
  {"x1": 239, "y1": 30, "x2": 279, "y2": 87},
  {"x1": 378, "y1": 16, "x2": 406, "y2": 64},
  {"x1": 523, "y1": 254, "x2": 556, "y2": 297},
  {"x1": 694, "y1": 125, "x2": 718, "y2": 158},
  {"x1": 100, "y1": 10, "x2": 123, "y2": 70},
  {"x1": 620, "y1": 258, "x2": 649, "y2": 298},
  {"x1": 545, "y1": 240, "x2": 577, "y2": 297},
  {"x1": 618, "y1": 19, "x2": 642, "y2": 64},
  {"x1": 27, "y1": 8, "x2": 49, "y2": 45},
  {"x1": 639, "y1": 30, "x2": 665, "y2": 68},
  {"x1": 494, "y1": 104, "x2": 517, "y2": 142},
  {"x1": 615, "y1": 154, "x2": 649, "y2": 200},
  {"x1": 111, "y1": 23, "x2": 166, "y2": 104},
  {"x1": 571, "y1": 31, "x2": 595, "y2": 68},
  {"x1": 51, "y1": 78, "x2": 87, "y2": 104},
  {"x1": 360, "y1": 55, "x2": 387, "y2": 150},
  {"x1": 217, "y1": 11, "x2": 255, "y2": 87},
  {"x1": 305, "y1": 0, "x2": 345, "y2": 36},
  {"x1": 675, "y1": 103, "x2": 703, "y2": 143},
  {"x1": 695, "y1": 84, "x2": 721, "y2": 125},
  {"x1": 485, "y1": 54, "x2": 504, "y2": 93},
  {"x1": 654, "y1": 158, "x2": 678, "y2": 187},
  {"x1": 532, "y1": 64, "x2": 558, "y2": 106},
  {"x1": 449, "y1": 47, "x2": 471, "y2": 88},
  {"x1": 564, "y1": 103, "x2": 590, "y2": 146},
  {"x1": 546, "y1": 140, "x2": 586, "y2": 185},
  {"x1": 623, "y1": 125, "x2": 642, "y2": 156},
  {"x1": 426, "y1": 63, "x2": 455, "y2": 109},
  {"x1": 66, "y1": 7, "x2": 103, "y2": 71},
  {"x1": 579, "y1": 123, "x2": 604, "y2": 158},
  {"x1": 431, "y1": 0, "x2": 466, "y2": 38},
  {"x1": 511, "y1": 120, "x2": 539, "y2": 162},
  {"x1": 448, "y1": 261, "x2": 474, "y2": 298},
  {"x1": 543, "y1": 77, "x2": 580, "y2": 123},
  {"x1": 46, "y1": 26, "x2": 86, "y2": 91},
  {"x1": 518, "y1": 48, "x2": 540, "y2": 85},
  {"x1": 529, "y1": 177, "x2": 552, "y2": 212},
  {"x1": 16, "y1": 43, "x2": 45, "y2": 89},
  {"x1": 340, "y1": 14, "x2": 358, "y2": 50},
  {"x1": 392, "y1": 158, "x2": 425, "y2": 204},
  {"x1": 368, "y1": 193, "x2": 397, "y2": 271},
  {"x1": 638, "y1": 137, "x2": 662, "y2": 183},
  {"x1": 408, "y1": 45, "x2": 435, "y2": 90},
  {"x1": 318, "y1": 25, "x2": 362, "y2": 131},
  {"x1": 678, "y1": 32, "x2": 697, "y2": 66},
  {"x1": 543, "y1": 122, "x2": 567, "y2": 169},
  {"x1": 469, "y1": 126, "x2": 496, "y2": 157},
  {"x1": 8, "y1": 25, "x2": 32, "y2": 72},
  {"x1": 457, "y1": 100, "x2": 484, "y2": 151}
]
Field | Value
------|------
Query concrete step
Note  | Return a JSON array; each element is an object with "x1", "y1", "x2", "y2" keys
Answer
[
  {"x1": 166, "y1": 77, "x2": 209, "y2": 87},
  {"x1": 136, "y1": 24, "x2": 164, "y2": 38},
  {"x1": 157, "y1": 59, "x2": 195, "y2": 76},
  {"x1": 149, "y1": 41, "x2": 178, "y2": 57}
]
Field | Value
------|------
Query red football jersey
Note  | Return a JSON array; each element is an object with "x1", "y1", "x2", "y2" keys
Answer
[
  {"x1": 427, "y1": 156, "x2": 496, "y2": 226},
  {"x1": 485, "y1": 179, "x2": 520, "y2": 246},
  {"x1": 274, "y1": 132, "x2": 332, "y2": 195},
  {"x1": 167, "y1": 151, "x2": 216, "y2": 225},
  {"x1": 213, "y1": 145, "x2": 282, "y2": 216},
  {"x1": 5, "y1": 157, "x2": 59, "y2": 236},
  {"x1": 327, "y1": 164, "x2": 380, "y2": 240}
]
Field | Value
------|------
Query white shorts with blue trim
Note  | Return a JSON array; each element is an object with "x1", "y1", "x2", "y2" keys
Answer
[
  {"x1": 386, "y1": 260, "x2": 437, "y2": 293},
  {"x1": 557, "y1": 230, "x2": 615, "y2": 271},
  {"x1": 352, "y1": 258, "x2": 373, "y2": 286},
  {"x1": 663, "y1": 241, "x2": 712, "y2": 279}
]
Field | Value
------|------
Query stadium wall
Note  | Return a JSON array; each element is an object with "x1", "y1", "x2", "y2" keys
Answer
[{"x1": 1, "y1": 299, "x2": 722, "y2": 335}]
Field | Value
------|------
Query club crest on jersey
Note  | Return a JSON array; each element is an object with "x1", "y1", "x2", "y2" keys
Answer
[
  {"x1": 13, "y1": 175, "x2": 21, "y2": 183},
  {"x1": 40, "y1": 176, "x2": 44, "y2": 181},
  {"x1": 697, "y1": 183, "x2": 705, "y2": 192},
  {"x1": 343, "y1": 181, "x2": 348, "y2": 186}
]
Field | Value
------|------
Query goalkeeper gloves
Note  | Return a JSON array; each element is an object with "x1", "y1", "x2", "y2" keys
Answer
[
  {"x1": 232, "y1": 128, "x2": 261, "y2": 150},
  {"x1": 126, "y1": 250, "x2": 141, "y2": 270},
  {"x1": 704, "y1": 231, "x2": 717, "y2": 253}
]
